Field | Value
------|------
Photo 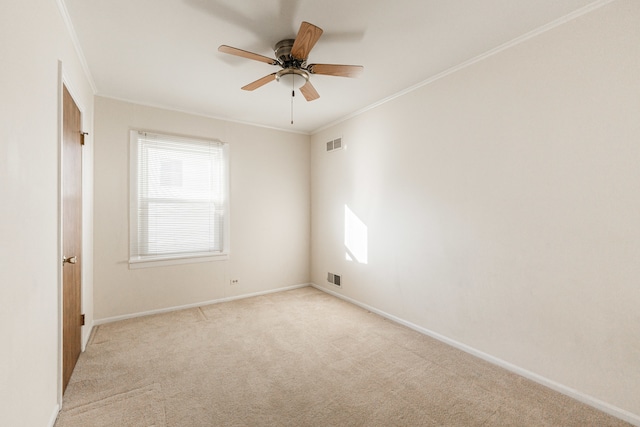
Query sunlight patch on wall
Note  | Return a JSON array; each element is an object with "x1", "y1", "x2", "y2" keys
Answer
[{"x1": 345, "y1": 205, "x2": 368, "y2": 264}]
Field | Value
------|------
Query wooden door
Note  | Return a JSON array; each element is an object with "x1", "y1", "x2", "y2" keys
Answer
[{"x1": 62, "y1": 86, "x2": 83, "y2": 393}]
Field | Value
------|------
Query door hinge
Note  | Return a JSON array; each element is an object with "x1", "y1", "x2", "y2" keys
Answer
[
  {"x1": 80, "y1": 314, "x2": 85, "y2": 326},
  {"x1": 80, "y1": 131, "x2": 88, "y2": 146}
]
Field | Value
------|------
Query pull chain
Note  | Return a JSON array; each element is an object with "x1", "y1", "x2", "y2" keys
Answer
[{"x1": 290, "y1": 75, "x2": 295, "y2": 125}]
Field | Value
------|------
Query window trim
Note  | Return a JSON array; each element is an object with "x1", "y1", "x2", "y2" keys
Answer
[{"x1": 129, "y1": 130, "x2": 230, "y2": 268}]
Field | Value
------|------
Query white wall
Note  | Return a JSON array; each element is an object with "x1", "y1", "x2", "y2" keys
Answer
[
  {"x1": 0, "y1": 1, "x2": 94, "y2": 426},
  {"x1": 93, "y1": 97, "x2": 310, "y2": 320},
  {"x1": 311, "y1": 0, "x2": 640, "y2": 421}
]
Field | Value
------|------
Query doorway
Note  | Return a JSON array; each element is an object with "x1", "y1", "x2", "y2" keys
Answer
[{"x1": 61, "y1": 85, "x2": 83, "y2": 393}]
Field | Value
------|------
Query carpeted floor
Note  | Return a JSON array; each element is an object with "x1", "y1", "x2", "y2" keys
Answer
[{"x1": 55, "y1": 286, "x2": 631, "y2": 426}]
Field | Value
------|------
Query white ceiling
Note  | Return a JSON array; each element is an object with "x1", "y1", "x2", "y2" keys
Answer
[{"x1": 62, "y1": 0, "x2": 599, "y2": 134}]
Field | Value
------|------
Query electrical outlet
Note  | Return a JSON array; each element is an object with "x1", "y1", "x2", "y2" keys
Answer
[{"x1": 230, "y1": 279, "x2": 239, "y2": 285}]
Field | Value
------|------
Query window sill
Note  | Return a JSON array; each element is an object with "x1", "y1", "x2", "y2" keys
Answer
[{"x1": 129, "y1": 253, "x2": 228, "y2": 269}]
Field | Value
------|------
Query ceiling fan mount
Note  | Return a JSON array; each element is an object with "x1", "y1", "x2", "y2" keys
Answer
[{"x1": 218, "y1": 21, "x2": 363, "y2": 102}]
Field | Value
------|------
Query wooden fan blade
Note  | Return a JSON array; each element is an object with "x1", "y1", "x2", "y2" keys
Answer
[
  {"x1": 291, "y1": 21, "x2": 323, "y2": 60},
  {"x1": 308, "y1": 63, "x2": 364, "y2": 78},
  {"x1": 299, "y1": 80, "x2": 320, "y2": 101},
  {"x1": 218, "y1": 45, "x2": 278, "y2": 65},
  {"x1": 242, "y1": 73, "x2": 277, "y2": 91}
]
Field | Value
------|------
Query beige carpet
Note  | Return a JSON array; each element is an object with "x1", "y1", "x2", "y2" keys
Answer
[{"x1": 56, "y1": 286, "x2": 630, "y2": 426}]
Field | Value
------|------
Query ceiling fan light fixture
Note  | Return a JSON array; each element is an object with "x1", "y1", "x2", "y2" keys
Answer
[{"x1": 276, "y1": 69, "x2": 309, "y2": 89}]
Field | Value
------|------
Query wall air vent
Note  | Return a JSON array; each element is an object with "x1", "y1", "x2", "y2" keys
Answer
[
  {"x1": 326, "y1": 137, "x2": 343, "y2": 152},
  {"x1": 327, "y1": 272, "x2": 341, "y2": 287}
]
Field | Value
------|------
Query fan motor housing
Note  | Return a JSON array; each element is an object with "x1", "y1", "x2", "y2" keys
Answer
[
  {"x1": 274, "y1": 39, "x2": 307, "y2": 68},
  {"x1": 274, "y1": 39, "x2": 294, "y2": 62}
]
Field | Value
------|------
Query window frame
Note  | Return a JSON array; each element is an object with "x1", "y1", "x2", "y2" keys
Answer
[{"x1": 129, "y1": 130, "x2": 230, "y2": 269}]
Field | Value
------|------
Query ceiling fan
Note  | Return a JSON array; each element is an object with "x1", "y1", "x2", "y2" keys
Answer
[{"x1": 218, "y1": 21, "x2": 364, "y2": 102}]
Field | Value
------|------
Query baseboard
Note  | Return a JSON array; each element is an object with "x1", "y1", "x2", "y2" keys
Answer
[
  {"x1": 310, "y1": 283, "x2": 640, "y2": 426},
  {"x1": 47, "y1": 403, "x2": 60, "y2": 427},
  {"x1": 94, "y1": 283, "x2": 311, "y2": 326}
]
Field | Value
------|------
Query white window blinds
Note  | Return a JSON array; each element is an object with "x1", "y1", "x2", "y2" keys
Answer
[{"x1": 130, "y1": 131, "x2": 228, "y2": 265}]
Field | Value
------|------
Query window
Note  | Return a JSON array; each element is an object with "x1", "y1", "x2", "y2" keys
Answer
[{"x1": 129, "y1": 131, "x2": 229, "y2": 268}]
